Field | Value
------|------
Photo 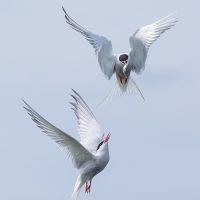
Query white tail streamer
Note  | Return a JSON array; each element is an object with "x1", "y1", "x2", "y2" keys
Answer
[{"x1": 97, "y1": 76, "x2": 145, "y2": 106}]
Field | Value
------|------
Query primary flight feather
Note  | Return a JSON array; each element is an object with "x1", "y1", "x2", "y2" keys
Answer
[
  {"x1": 23, "y1": 89, "x2": 110, "y2": 199},
  {"x1": 62, "y1": 7, "x2": 178, "y2": 102}
]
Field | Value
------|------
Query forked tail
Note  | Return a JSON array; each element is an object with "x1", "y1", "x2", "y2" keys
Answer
[{"x1": 97, "y1": 76, "x2": 145, "y2": 106}]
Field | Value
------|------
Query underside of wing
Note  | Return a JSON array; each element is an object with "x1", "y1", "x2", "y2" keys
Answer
[
  {"x1": 128, "y1": 13, "x2": 178, "y2": 74},
  {"x1": 23, "y1": 100, "x2": 94, "y2": 169},
  {"x1": 62, "y1": 7, "x2": 116, "y2": 79},
  {"x1": 70, "y1": 89, "x2": 103, "y2": 153}
]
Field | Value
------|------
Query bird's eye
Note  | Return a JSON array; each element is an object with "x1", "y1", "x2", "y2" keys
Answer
[{"x1": 96, "y1": 141, "x2": 103, "y2": 151}]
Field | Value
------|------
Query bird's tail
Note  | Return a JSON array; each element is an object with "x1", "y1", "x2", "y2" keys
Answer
[
  {"x1": 97, "y1": 76, "x2": 145, "y2": 106},
  {"x1": 71, "y1": 176, "x2": 84, "y2": 200}
]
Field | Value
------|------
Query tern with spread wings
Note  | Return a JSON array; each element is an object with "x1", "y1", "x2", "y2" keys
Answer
[
  {"x1": 62, "y1": 7, "x2": 177, "y2": 103},
  {"x1": 23, "y1": 90, "x2": 110, "y2": 200}
]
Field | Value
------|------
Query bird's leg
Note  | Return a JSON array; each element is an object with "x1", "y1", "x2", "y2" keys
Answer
[
  {"x1": 85, "y1": 180, "x2": 92, "y2": 193},
  {"x1": 88, "y1": 180, "x2": 92, "y2": 193},
  {"x1": 120, "y1": 77, "x2": 123, "y2": 85},
  {"x1": 117, "y1": 74, "x2": 122, "y2": 84},
  {"x1": 85, "y1": 182, "x2": 89, "y2": 193},
  {"x1": 118, "y1": 75, "x2": 124, "y2": 85},
  {"x1": 125, "y1": 77, "x2": 128, "y2": 84},
  {"x1": 85, "y1": 181, "x2": 90, "y2": 193},
  {"x1": 119, "y1": 76, "x2": 128, "y2": 86}
]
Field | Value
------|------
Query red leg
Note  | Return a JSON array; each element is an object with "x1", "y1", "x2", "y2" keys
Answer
[
  {"x1": 85, "y1": 180, "x2": 92, "y2": 193},
  {"x1": 120, "y1": 78, "x2": 123, "y2": 84},
  {"x1": 85, "y1": 182, "x2": 89, "y2": 193},
  {"x1": 89, "y1": 180, "x2": 92, "y2": 193},
  {"x1": 125, "y1": 77, "x2": 127, "y2": 84}
]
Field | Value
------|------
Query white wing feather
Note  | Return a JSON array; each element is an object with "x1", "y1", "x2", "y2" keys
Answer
[
  {"x1": 62, "y1": 7, "x2": 116, "y2": 79},
  {"x1": 128, "y1": 13, "x2": 178, "y2": 74},
  {"x1": 23, "y1": 100, "x2": 94, "y2": 169},
  {"x1": 70, "y1": 89, "x2": 103, "y2": 153}
]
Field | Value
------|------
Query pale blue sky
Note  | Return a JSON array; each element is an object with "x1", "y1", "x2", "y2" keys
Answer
[{"x1": 0, "y1": 0, "x2": 200, "y2": 199}]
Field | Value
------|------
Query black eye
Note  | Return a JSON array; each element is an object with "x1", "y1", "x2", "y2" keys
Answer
[{"x1": 96, "y1": 141, "x2": 103, "y2": 151}]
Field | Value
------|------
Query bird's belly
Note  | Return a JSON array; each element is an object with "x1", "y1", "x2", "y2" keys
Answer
[
  {"x1": 84, "y1": 164, "x2": 105, "y2": 180},
  {"x1": 115, "y1": 64, "x2": 125, "y2": 77},
  {"x1": 80, "y1": 159, "x2": 108, "y2": 181}
]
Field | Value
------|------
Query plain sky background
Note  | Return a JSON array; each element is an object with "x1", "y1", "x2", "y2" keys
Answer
[{"x1": 0, "y1": 0, "x2": 200, "y2": 199}]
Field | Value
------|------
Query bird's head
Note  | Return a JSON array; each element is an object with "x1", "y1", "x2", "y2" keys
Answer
[
  {"x1": 96, "y1": 133, "x2": 111, "y2": 152},
  {"x1": 119, "y1": 54, "x2": 128, "y2": 65}
]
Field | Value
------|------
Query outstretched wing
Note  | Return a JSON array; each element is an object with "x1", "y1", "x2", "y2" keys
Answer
[
  {"x1": 128, "y1": 13, "x2": 178, "y2": 74},
  {"x1": 62, "y1": 7, "x2": 116, "y2": 79},
  {"x1": 23, "y1": 100, "x2": 94, "y2": 169},
  {"x1": 70, "y1": 89, "x2": 103, "y2": 153}
]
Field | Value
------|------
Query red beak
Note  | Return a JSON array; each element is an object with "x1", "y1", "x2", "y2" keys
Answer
[
  {"x1": 122, "y1": 60, "x2": 128, "y2": 64},
  {"x1": 104, "y1": 133, "x2": 111, "y2": 143}
]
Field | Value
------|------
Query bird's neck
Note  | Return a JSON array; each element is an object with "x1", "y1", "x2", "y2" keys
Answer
[{"x1": 96, "y1": 143, "x2": 109, "y2": 156}]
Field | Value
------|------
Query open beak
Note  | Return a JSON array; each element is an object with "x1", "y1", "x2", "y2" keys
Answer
[
  {"x1": 104, "y1": 133, "x2": 111, "y2": 143},
  {"x1": 122, "y1": 60, "x2": 128, "y2": 64}
]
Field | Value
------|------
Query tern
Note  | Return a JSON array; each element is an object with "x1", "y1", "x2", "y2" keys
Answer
[
  {"x1": 62, "y1": 7, "x2": 178, "y2": 103},
  {"x1": 23, "y1": 89, "x2": 110, "y2": 199}
]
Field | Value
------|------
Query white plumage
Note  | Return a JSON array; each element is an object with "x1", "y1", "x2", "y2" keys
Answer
[
  {"x1": 62, "y1": 7, "x2": 178, "y2": 102},
  {"x1": 128, "y1": 13, "x2": 178, "y2": 74},
  {"x1": 23, "y1": 89, "x2": 110, "y2": 199}
]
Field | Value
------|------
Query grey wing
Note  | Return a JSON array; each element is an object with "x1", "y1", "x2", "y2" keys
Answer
[
  {"x1": 128, "y1": 13, "x2": 178, "y2": 74},
  {"x1": 70, "y1": 89, "x2": 103, "y2": 154},
  {"x1": 62, "y1": 7, "x2": 116, "y2": 79},
  {"x1": 23, "y1": 100, "x2": 94, "y2": 169}
]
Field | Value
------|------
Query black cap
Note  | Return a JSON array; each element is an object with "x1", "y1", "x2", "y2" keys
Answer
[{"x1": 119, "y1": 54, "x2": 128, "y2": 62}]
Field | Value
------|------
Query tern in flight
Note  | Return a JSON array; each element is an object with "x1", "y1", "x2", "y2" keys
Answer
[
  {"x1": 23, "y1": 89, "x2": 110, "y2": 199},
  {"x1": 62, "y1": 7, "x2": 177, "y2": 103}
]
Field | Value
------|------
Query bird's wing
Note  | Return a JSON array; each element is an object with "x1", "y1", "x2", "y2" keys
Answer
[
  {"x1": 62, "y1": 7, "x2": 116, "y2": 79},
  {"x1": 23, "y1": 100, "x2": 94, "y2": 169},
  {"x1": 70, "y1": 89, "x2": 103, "y2": 153},
  {"x1": 128, "y1": 13, "x2": 178, "y2": 74}
]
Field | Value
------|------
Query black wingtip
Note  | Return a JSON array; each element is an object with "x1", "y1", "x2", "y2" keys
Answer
[
  {"x1": 62, "y1": 6, "x2": 66, "y2": 14},
  {"x1": 71, "y1": 89, "x2": 81, "y2": 98},
  {"x1": 21, "y1": 98, "x2": 29, "y2": 107},
  {"x1": 23, "y1": 106, "x2": 27, "y2": 111},
  {"x1": 69, "y1": 101, "x2": 77, "y2": 108},
  {"x1": 71, "y1": 88, "x2": 76, "y2": 93},
  {"x1": 22, "y1": 99, "x2": 31, "y2": 115},
  {"x1": 71, "y1": 89, "x2": 80, "y2": 99},
  {"x1": 70, "y1": 94, "x2": 78, "y2": 103}
]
